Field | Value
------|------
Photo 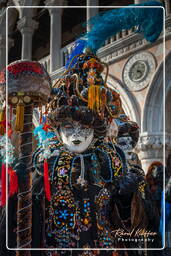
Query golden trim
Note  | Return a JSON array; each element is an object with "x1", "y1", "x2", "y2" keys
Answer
[{"x1": 73, "y1": 73, "x2": 88, "y2": 103}]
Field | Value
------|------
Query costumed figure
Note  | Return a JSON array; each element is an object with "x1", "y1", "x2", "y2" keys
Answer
[
  {"x1": 165, "y1": 156, "x2": 171, "y2": 250},
  {"x1": 116, "y1": 116, "x2": 142, "y2": 168},
  {"x1": 146, "y1": 162, "x2": 163, "y2": 216},
  {"x1": 0, "y1": 60, "x2": 51, "y2": 256},
  {"x1": 0, "y1": 1, "x2": 164, "y2": 256},
  {"x1": 164, "y1": 173, "x2": 171, "y2": 255}
]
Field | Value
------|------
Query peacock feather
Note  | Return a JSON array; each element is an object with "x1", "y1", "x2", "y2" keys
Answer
[{"x1": 66, "y1": 1, "x2": 164, "y2": 68}]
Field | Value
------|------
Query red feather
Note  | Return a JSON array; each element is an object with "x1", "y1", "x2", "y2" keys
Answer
[
  {"x1": 1, "y1": 163, "x2": 6, "y2": 206},
  {"x1": 44, "y1": 160, "x2": 51, "y2": 201},
  {"x1": 8, "y1": 166, "x2": 18, "y2": 196}
]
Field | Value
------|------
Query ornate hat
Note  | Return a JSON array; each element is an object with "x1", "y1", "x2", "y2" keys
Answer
[
  {"x1": 47, "y1": 51, "x2": 122, "y2": 137},
  {"x1": 0, "y1": 60, "x2": 51, "y2": 133},
  {"x1": 0, "y1": 60, "x2": 51, "y2": 104},
  {"x1": 116, "y1": 114, "x2": 140, "y2": 148}
]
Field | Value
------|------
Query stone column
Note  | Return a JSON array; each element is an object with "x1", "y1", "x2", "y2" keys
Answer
[
  {"x1": 48, "y1": 8, "x2": 62, "y2": 72},
  {"x1": 0, "y1": 7, "x2": 8, "y2": 70},
  {"x1": 87, "y1": 0, "x2": 99, "y2": 32},
  {"x1": 0, "y1": 37, "x2": 6, "y2": 70},
  {"x1": 17, "y1": 17, "x2": 38, "y2": 60},
  {"x1": 165, "y1": 0, "x2": 171, "y2": 15},
  {"x1": 45, "y1": 0, "x2": 64, "y2": 73},
  {"x1": 0, "y1": 36, "x2": 14, "y2": 70},
  {"x1": 137, "y1": 133, "x2": 166, "y2": 174}
]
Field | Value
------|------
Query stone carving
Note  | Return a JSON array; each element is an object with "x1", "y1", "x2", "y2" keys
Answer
[{"x1": 138, "y1": 134, "x2": 164, "y2": 151}]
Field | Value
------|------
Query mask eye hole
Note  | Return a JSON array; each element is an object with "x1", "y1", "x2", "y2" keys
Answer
[
  {"x1": 64, "y1": 124, "x2": 73, "y2": 129},
  {"x1": 61, "y1": 121, "x2": 73, "y2": 130}
]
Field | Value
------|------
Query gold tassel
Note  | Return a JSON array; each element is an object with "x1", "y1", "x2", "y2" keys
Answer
[
  {"x1": 15, "y1": 100, "x2": 25, "y2": 132},
  {"x1": 88, "y1": 84, "x2": 106, "y2": 112},
  {"x1": 88, "y1": 84, "x2": 92, "y2": 109},
  {"x1": 0, "y1": 108, "x2": 5, "y2": 135},
  {"x1": 95, "y1": 86, "x2": 99, "y2": 111},
  {"x1": 88, "y1": 84, "x2": 98, "y2": 111}
]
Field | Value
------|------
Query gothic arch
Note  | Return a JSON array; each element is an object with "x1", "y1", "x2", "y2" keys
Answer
[
  {"x1": 166, "y1": 81, "x2": 171, "y2": 134},
  {"x1": 9, "y1": 1, "x2": 22, "y2": 18},
  {"x1": 12, "y1": 0, "x2": 41, "y2": 18},
  {"x1": 107, "y1": 74, "x2": 141, "y2": 126},
  {"x1": 142, "y1": 51, "x2": 171, "y2": 133}
]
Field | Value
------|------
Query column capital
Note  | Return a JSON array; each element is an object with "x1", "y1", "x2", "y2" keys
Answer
[
  {"x1": 137, "y1": 133, "x2": 164, "y2": 151},
  {"x1": 17, "y1": 17, "x2": 38, "y2": 34},
  {"x1": 45, "y1": 0, "x2": 65, "y2": 15},
  {"x1": 45, "y1": 0, "x2": 64, "y2": 7},
  {"x1": 47, "y1": 8, "x2": 63, "y2": 16},
  {"x1": 137, "y1": 132, "x2": 171, "y2": 161}
]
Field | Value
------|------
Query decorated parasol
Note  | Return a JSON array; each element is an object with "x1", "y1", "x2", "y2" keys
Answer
[{"x1": 0, "y1": 60, "x2": 51, "y2": 254}]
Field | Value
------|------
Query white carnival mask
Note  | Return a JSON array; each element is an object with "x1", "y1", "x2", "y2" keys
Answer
[{"x1": 59, "y1": 121, "x2": 94, "y2": 153}]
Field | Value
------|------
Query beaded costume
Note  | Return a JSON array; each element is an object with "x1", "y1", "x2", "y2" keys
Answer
[{"x1": 0, "y1": 2, "x2": 164, "y2": 256}]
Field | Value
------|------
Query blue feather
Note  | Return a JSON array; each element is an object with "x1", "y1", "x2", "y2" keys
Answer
[
  {"x1": 65, "y1": 1, "x2": 163, "y2": 67},
  {"x1": 34, "y1": 125, "x2": 43, "y2": 136},
  {"x1": 166, "y1": 201, "x2": 171, "y2": 226},
  {"x1": 159, "y1": 193, "x2": 171, "y2": 247},
  {"x1": 65, "y1": 39, "x2": 87, "y2": 69},
  {"x1": 33, "y1": 125, "x2": 55, "y2": 144},
  {"x1": 159, "y1": 191, "x2": 165, "y2": 247},
  {"x1": 47, "y1": 132, "x2": 55, "y2": 139},
  {"x1": 86, "y1": 1, "x2": 164, "y2": 52}
]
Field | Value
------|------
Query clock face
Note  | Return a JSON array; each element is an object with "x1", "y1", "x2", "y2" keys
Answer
[
  {"x1": 129, "y1": 61, "x2": 148, "y2": 82},
  {"x1": 123, "y1": 52, "x2": 156, "y2": 91}
]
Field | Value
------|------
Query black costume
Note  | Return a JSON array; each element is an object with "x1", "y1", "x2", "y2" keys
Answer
[{"x1": 0, "y1": 138, "x2": 161, "y2": 256}]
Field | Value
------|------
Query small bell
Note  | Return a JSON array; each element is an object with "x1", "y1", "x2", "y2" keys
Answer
[
  {"x1": 15, "y1": 99, "x2": 25, "y2": 132},
  {"x1": 0, "y1": 108, "x2": 5, "y2": 135}
]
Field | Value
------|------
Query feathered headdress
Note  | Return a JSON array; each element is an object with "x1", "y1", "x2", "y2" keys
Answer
[
  {"x1": 66, "y1": 1, "x2": 163, "y2": 66},
  {"x1": 47, "y1": 1, "x2": 163, "y2": 136}
]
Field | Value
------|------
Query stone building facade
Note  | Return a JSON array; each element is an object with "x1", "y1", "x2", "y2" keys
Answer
[{"x1": 0, "y1": 0, "x2": 170, "y2": 174}]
